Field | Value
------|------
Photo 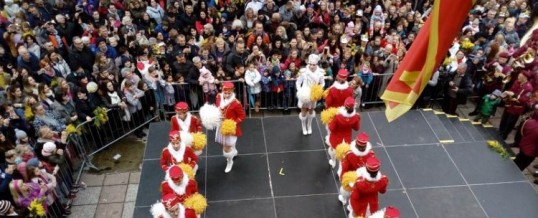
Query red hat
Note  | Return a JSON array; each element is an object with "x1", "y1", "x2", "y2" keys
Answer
[
  {"x1": 356, "y1": 132, "x2": 369, "y2": 146},
  {"x1": 384, "y1": 206, "x2": 400, "y2": 218},
  {"x1": 168, "y1": 165, "x2": 184, "y2": 181},
  {"x1": 365, "y1": 156, "x2": 381, "y2": 172},
  {"x1": 169, "y1": 130, "x2": 181, "y2": 142},
  {"x1": 344, "y1": 97, "x2": 355, "y2": 108},
  {"x1": 498, "y1": 52, "x2": 510, "y2": 59},
  {"x1": 175, "y1": 102, "x2": 189, "y2": 112},
  {"x1": 337, "y1": 69, "x2": 349, "y2": 80},
  {"x1": 162, "y1": 193, "x2": 180, "y2": 210},
  {"x1": 222, "y1": 82, "x2": 234, "y2": 92}
]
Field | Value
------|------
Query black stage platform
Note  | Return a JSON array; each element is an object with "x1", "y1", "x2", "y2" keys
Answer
[{"x1": 134, "y1": 110, "x2": 538, "y2": 218}]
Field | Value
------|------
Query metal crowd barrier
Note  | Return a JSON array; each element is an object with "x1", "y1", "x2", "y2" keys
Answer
[
  {"x1": 160, "y1": 75, "x2": 397, "y2": 117},
  {"x1": 66, "y1": 90, "x2": 160, "y2": 198}
]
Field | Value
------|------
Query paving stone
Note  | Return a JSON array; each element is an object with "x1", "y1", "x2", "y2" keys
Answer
[
  {"x1": 122, "y1": 202, "x2": 135, "y2": 218},
  {"x1": 104, "y1": 172, "x2": 130, "y2": 185},
  {"x1": 129, "y1": 172, "x2": 141, "y2": 184},
  {"x1": 69, "y1": 204, "x2": 97, "y2": 218},
  {"x1": 72, "y1": 187, "x2": 101, "y2": 205},
  {"x1": 99, "y1": 185, "x2": 127, "y2": 203},
  {"x1": 80, "y1": 173, "x2": 105, "y2": 187},
  {"x1": 125, "y1": 184, "x2": 138, "y2": 202},
  {"x1": 95, "y1": 203, "x2": 124, "y2": 218}
]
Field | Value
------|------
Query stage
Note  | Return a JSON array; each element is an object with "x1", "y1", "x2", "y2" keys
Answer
[{"x1": 134, "y1": 110, "x2": 538, "y2": 218}]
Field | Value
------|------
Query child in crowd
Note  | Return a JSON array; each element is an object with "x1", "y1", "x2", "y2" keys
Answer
[
  {"x1": 350, "y1": 76, "x2": 364, "y2": 111},
  {"x1": 474, "y1": 89, "x2": 502, "y2": 124},
  {"x1": 271, "y1": 66, "x2": 285, "y2": 110},
  {"x1": 199, "y1": 67, "x2": 217, "y2": 104},
  {"x1": 163, "y1": 74, "x2": 176, "y2": 112},
  {"x1": 260, "y1": 69, "x2": 272, "y2": 109},
  {"x1": 245, "y1": 62, "x2": 262, "y2": 112}
]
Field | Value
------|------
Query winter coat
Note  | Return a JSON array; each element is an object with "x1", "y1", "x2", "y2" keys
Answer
[
  {"x1": 198, "y1": 67, "x2": 217, "y2": 93},
  {"x1": 245, "y1": 69, "x2": 262, "y2": 94}
]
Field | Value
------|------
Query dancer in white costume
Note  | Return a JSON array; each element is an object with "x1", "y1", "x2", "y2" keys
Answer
[{"x1": 296, "y1": 54, "x2": 326, "y2": 135}]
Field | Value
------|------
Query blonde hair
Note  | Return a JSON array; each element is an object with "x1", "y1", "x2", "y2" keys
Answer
[{"x1": 9, "y1": 180, "x2": 24, "y2": 206}]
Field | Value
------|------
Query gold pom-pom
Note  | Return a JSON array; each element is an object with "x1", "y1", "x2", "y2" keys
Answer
[
  {"x1": 177, "y1": 163, "x2": 195, "y2": 180},
  {"x1": 310, "y1": 84, "x2": 324, "y2": 102},
  {"x1": 220, "y1": 119, "x2": 237, "y2": 136},
  {"x1": 184, "y1": 193, "x2": 208, "y2": 214},
  {"x1": 323, "y1": 89, "x2": 329, "y2": 98},
  {"x1": 191, "y1": 132, "x2": 207, "y2": 151},
  {"x1": 341, "y1": 171, "x2": 358, "y2": 192},
  {"x1": 335, "y1": 141, "x2": 350, "y2": 161},
  {"x1": 320, "y1": 107, "x2": 339, "y2": 125}
]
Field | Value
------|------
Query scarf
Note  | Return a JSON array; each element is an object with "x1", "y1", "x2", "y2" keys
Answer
[
  {"x1": 108, "y1": 91, "x2": 121, "y2": 105},
  {"x1": 176, "y1": 113, "x2": 192, "y2": 132},
  {"x1": 218, "y1": 93, "x2": 236, "y2": 109},
  {"x1": 167, "y1": 142, "x2": 186, "y2": 163}
]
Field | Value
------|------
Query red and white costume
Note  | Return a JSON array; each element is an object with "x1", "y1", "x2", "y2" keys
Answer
[
  {"x1": 296, "y1": 54, "x2": 326, "y2": 135},
  {"x1": 215, "y1": 82, "x2": 246, "y2": 173},
  {"x1": 338, "y1": 133, "x2": 376, "y2": 205},
  {"x1": 327, "y1": 98, "x2": 360, "y2": 168},
  {"x1": 368, "y1": 206, "x2": 400, "y2": 218},
  {"x1": 325, "y1": 69, "x2": 353, "y2": 108},
  {"x1": 151, "y1": 193, "x2": 198, "y2": 218},
  {"x1": 339, "y1": 133, "x2": 376, "y2": 179},
  {"x1": 170, "y1": 102, "x2": 203, "y2": 133},
  {"x1": 160, "y1": 131, "x2": 198, "y2": 172},
  {"x1": 348, "y1": 157, "x2": 388, "y2": 218},
  {"x1": 161, "y1": 166, "x2": 199, "y2": 202}
]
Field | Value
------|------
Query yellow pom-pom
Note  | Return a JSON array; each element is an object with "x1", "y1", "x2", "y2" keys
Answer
[
  {"x1": 335, "y1": 142, "x2": 350, "y2": 161},
  {"x1": 323, "y1": 89, "x2": 329, "y2": 98},
  {"x1": 191, "y1": 132, "x2": 207, "y2": 151},
  {"x1": 320, "y1": 107, "x2": 339, "y2": 125},
  {"x1": 220, "y1": 119, "x2": 237, "y2": 136},
  {"x1": 177, "y1": 163, "x2": 195, "y2": 180},
  {"x1": 341, "y1": 171, "x2": 358, "y2": 192},
  {"x1": 184, "y1": 193, "x2": 208, "y2": 215},
  {"x1": 310, "y1": 84, "x2": 324, "y2": 102}
]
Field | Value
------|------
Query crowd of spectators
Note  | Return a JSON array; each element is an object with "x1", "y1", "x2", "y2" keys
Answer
[{"x1": 0, "y1": 0, "x2": 538, "y2": 216}]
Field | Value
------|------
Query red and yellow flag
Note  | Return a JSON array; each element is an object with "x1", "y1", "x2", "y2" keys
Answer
[{"x1": 380, "y1": 0, "x2": 476, "y2": 122}]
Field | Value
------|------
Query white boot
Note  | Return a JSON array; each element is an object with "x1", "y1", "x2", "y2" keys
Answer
[
  {"x1": 223, "y1": 149, "x2": 238, "y2": 173},
  {"x1": 338, "y1": 186, "x2": 350, "y2": 205},
  {"x1": 307, "y1": 111, "x2": 316, "y2": 135},
  {"x1": 299, "y1": 113, "x2": 308, "y2": 135},
  {"x1": 328, "y1": 147, "x2": 336, "y2": 168}
]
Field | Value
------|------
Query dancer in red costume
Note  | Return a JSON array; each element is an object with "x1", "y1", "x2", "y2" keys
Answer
[
  {"x1": 325, "y1": 69, "x2": 354, "y2": 108},
  {"x1": 338, "y1": 132, "x2": 376, "y2": 205},
  {"x1": 215, "y1": 82, "x2": 246, "y2": 173},
  {"x1": 348, "y1": 156, "x2": 388, "y2": 218},
  {"x1": 160, "y1": 130, "x2": 198, "y2": 172},
  {"x1": 170, "y1": 102, "x2": 203, "y2": 133},
  {"x1": 150, "y1": 194, "x2": 198, "y2": 218},
  {"x1": 327, "y1": 97, "x2": 360, "y2": 168},
  {"x1": 368, "y1": 206, "x2": 400, "y2": 218},
  {"x1": 161, "y1": 165, "x2": 198, "y2": 202}
]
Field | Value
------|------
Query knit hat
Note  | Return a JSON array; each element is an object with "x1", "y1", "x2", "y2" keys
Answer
[
  {"x1": 492, "y1": 89, "x2": 502, "y2": 97},
  {"x1": 0, "y1": 200, "x2": 11, "y2": 215},
  {"x1": 27, "y1": 158, "x2": 41, "y2": 168},
  {"x1": 42, "y1": 142, "x2": 56, "y2": 157},
  {"x1": 15, "y1": 130, "x2": 27, "y2": 140}
]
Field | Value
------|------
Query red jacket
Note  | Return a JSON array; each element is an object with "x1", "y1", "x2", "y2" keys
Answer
[
  {"x1": 349, "y1": 169, "x2": 389, "y2": 217},
  {"x1": 216, "y1": 94, "x2": 246, "y2": 136},
  {"x1": 325, "y1": 84, "x2": 354, "y2": 108},
  {"x1": 161, "y1": 178, "x2": 198, "y2": 202},
  {"x1": 160, "y1": 144, "x2": 198, "y2": 171},
  {"x1": 328, "y1": 109, "x2": 360, "y2": 148},
  {"x1": 505, "y1": 81, "x2": 533, "y2": 115},
  {"x1": 170, "y1": 113, "x2": 203, "y2": 133},
  {"x1": 340, "y1": 143, "x2": 376, "y2": 179},
  {"x1": 519, "y1": 115, "x2": 538, "y2": 157}
]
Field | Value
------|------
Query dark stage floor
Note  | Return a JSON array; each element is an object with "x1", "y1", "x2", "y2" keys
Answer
[{"x1": 134, "y1": 110, "x2": 538, "y2": 218}]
